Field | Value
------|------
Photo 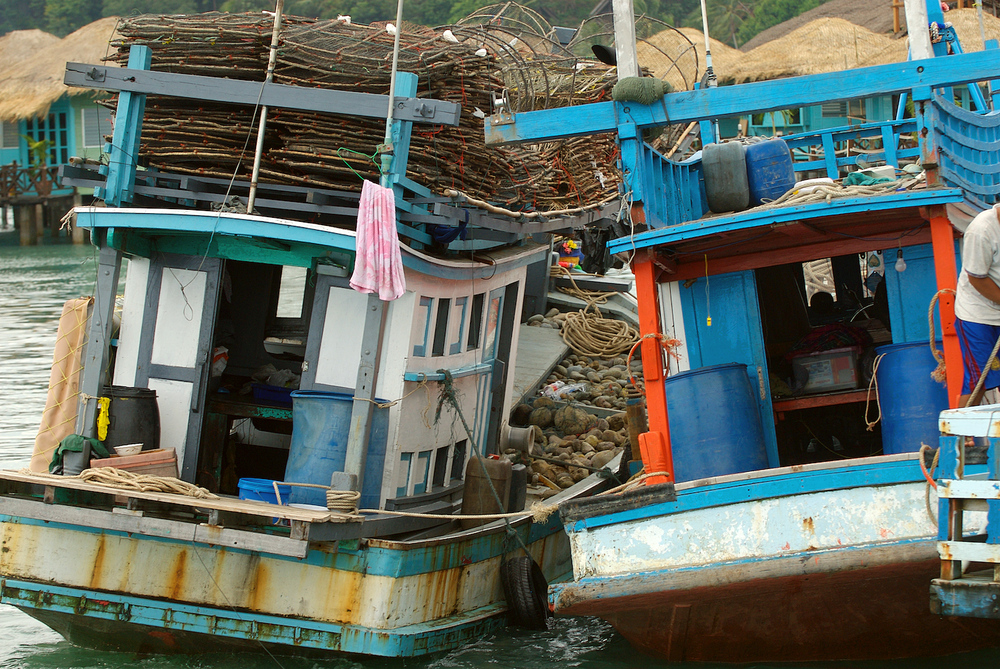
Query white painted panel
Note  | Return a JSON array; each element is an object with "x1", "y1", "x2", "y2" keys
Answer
[
  {"x1": 315, "y1": 286, "x2": 368, "y2": 389},
  {"x1": 147, "y1": 378, "x2": 193, "y2": 467},
  {"x1": 660, "y1": 281, "x2": 690, "y2": 373},
  {"x1": 113, "y1": 257, "x2": 150, "y2": 387},
  {"x1": 151, "y1": 268, "x2": 205, "y2": 368}
]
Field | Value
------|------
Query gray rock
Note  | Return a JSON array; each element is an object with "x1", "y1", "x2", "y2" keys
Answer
[{"x1": 527, "y1": 314, "x2": 544, "y2": 324}]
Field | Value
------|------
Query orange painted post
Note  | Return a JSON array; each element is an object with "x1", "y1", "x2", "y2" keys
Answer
[
  {"x1": 928, "y1": 208, "x2": 961, "y2": 407},
  {"x1": 632, "y1": 248, "x2": 674, "y2": 485}
]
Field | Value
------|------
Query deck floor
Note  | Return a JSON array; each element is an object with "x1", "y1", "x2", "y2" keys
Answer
[{"x1": 512, "y1": 324, "x2": 568, "y2": 407}]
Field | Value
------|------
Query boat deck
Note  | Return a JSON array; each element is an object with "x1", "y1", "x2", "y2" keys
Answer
[{"x1": 512, "y1": 323, "x2": 569, "y2": 406}]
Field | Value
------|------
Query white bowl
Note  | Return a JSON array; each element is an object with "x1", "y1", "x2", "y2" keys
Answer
[{"x1": 114, "y1": 444, "x2": 143, "y2": 456}]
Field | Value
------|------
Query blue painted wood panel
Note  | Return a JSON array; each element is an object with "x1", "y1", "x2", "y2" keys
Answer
[
  {"x1": 883, "y1": 241, "x2": 961, "y2": 343},
  {"x1": 678, "y1": 270, "x2": 779, "y2": 467}
]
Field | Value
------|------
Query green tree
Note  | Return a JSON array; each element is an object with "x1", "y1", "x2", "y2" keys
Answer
[
  {"x1": 0, "y1": 0, "x2": 47, "y2": 36},
  {"x1": 707, "y1": 0, "x2": 751, "y2": 48},
  {"x1": 734, "y1": 0, "x2": 827, "y2": 45},
  {"x1": 44, "y1": 0, "x2": 102, "y2": 36}
]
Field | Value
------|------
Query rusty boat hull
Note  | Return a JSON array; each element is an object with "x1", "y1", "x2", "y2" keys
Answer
[{"x1": 551, "y1": 454, "x2": 1000, "y2": 662}]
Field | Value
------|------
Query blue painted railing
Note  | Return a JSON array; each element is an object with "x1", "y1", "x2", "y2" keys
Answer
[
  {"x1": 780, "y1": 119, "x2": 920, "y2": 179},
  {"x1": 633, "y1": 142, "x2": 704, "y2": 229},
  {"x1": 933, "y1": 92, "x2": 1000, "y2": 210}
]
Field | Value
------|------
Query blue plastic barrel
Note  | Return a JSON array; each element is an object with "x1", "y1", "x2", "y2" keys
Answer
[
  {"x1": 703, "y1": 142, "x2": 750, "y2": 213},
  {"x1": 874, "y1": 342, "x2": 949, "y2": 455},
  {"x1": 664, "y1": 363, "x2": 769, "y2": 483},
  {"x1": 746, "y1": 138, "x2": 795, "y2": 205},
  {"x1": 284, "y1": 390, "x2": 389, "y2": 509},
  {"x1": 238, "y1": 478, "x2": 290, "y2": 505}
]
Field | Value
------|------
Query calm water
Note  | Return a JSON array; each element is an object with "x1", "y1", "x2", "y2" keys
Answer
[{"x1": 2, "y1": 233, "x2": 1000, "y2": 669}]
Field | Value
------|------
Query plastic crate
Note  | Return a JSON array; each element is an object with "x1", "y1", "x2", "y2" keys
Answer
[{"x1": 252, "y1": 383, "x2": 294, "y2": 407}]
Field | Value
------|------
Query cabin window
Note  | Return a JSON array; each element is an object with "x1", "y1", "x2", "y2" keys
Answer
[
  {"x1": 822, "y1": 100, "x2": 865, "y2": 120},
  {"x1": 413, "y1": 296, "x2": 434, "y2": 357},
  {"x1": 451, "y1": 439, "x2": 467, "y2": 480},
  {"x1": 449, "y1": 296, "x2": 468, "y2": 355},
  {"x1": 432, "y1": 445, "x2": 450, "y2": 488},
  {"x1": 467, "y1": 293, "x2": 485, "y2": 350},
  {"x1": 431, "y1": 298, "x2": 451, "y2": 357},
  {"x1": 395, "y1": 452, "x2": 413, "y2": 497},
  {"x1": 413, "y1": 450, "x2": 431, "y2": 494},
  {"x1": 483, "y1": 295, "x2": 502, "y2": 356},
  {"x1": 0, "y1": 121, "x2": 17, "y2": 149},
  {"x1": 81, "y1": 107, "x2": 113, "y2": 148},
  {"x1": 275, "y1": 266, "x2": 308, "y2": 318}
]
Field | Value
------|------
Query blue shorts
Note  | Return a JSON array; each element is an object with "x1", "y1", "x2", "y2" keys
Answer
[{"x1": 956, "y1": 318, "x2": 1000, "y2": 395}]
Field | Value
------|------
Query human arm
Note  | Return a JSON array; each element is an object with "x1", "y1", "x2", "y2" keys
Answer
[{"x1": 968, "y1": 274, "x2": 1000, "y2": 304}]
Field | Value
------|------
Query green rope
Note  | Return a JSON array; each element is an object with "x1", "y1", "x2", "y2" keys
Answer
[{"x1": 611, "y1": 77, "x2": 673, "y2": 105}]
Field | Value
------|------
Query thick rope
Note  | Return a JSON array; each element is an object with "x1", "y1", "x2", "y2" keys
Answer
[
  {"x1": 865, "y1": 353, "x2": 886, "y2": 431},
  {"x1": 561, "y1": 303, "x2": 639, "y2": 357},
  {"x1": 77, "y1": 467, "x2": 220, "y2": 498},
  {"x1": 929, "y1": 289, "x2": 956, "y2": 383},
  {"x1": 919, "y1": 443, "x2": 940, "y2": 527},
  {"x1": 626, "y1": 333, "x2": 682, "y2": 390}
]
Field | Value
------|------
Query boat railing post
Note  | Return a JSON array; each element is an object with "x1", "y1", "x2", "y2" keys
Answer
[
  {"x1": 75, "y1": 240, "x2": 122, "y2": 438},
  {"x1": 928, "y1": 207, "x2": 961, "y2": 406},
  {"x1": 98, "y1": 45, "x2": 151, "y2": 208},
  {"x1": 632, "y1": 248, "x2": 674, "y2": 485}
]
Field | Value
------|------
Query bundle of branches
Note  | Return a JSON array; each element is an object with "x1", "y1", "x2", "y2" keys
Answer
[{"x1": 107, "y1": 11, "x2": 623, "y2": 212}]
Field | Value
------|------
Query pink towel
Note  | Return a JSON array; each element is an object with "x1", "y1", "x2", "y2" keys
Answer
[{"x1": 350, "y1": 179, "x2": 405, "y2": 301}]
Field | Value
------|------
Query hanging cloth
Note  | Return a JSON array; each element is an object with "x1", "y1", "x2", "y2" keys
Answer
[{"x1": 350, "y1": 179, "x2": 405, "y2": 301}]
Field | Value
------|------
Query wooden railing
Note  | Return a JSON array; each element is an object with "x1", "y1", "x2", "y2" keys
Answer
[{"x1": 0, "y1": 163, "x2": 62, "y2": 203}]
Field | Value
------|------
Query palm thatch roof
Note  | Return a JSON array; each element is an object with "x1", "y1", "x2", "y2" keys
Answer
[
  {"x1": 741, "y1": 0, "x2": 896, "y2": 51},
  {"x1": 638, "y1": 27, "x2": 742, "y2": 90},
  {"x1": 0, "y1": 17, "x2": 121, "y2": 121},
  {"x1": 722, "y1": 9, "x2": 1000, "y2": 84}
]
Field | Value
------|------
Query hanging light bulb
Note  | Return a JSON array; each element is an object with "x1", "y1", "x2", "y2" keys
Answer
[{"x1": 895, "y1": 249, "x2": 907, "y2": 272}]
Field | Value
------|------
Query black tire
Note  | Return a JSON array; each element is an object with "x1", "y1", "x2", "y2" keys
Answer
[{"x1": 500, "y1": 556, "x2": 549, "y2": 630}]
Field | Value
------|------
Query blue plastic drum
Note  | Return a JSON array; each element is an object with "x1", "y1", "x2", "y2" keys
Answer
[
  {"x1": 746, "y1": 138, "x2": 795, "y2": 205},
  {"x1": 284, "y1": 390, "x2": 389, "y2": 509},
  {"x1": 874, "y1": 342, "x2": 949, "y2": 455},
  {"x1": 664, "y1": 363, "x2": 769, "y2": 482}
]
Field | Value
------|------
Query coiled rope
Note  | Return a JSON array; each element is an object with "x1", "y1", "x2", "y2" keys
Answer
[
  {"x1": 551, "y1": 265, "x2": 640, "y2": 358},
  {"x1": 20, "y1": 467, "x2": 221, "y2": 499}
]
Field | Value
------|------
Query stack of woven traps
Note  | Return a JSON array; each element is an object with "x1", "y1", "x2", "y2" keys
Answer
[{"x1": 106, "y1": 12, "x2": 623, "y2": 213}]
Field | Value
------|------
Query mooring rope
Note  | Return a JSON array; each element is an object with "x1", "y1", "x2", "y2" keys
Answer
[{"x1": 24, "y1": 466, "x2": 223, "y2": 499}]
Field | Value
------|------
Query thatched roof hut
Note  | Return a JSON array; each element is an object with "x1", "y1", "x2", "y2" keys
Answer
[
  {"x1": 0, "y1": 16, "x2": 121, "y2": 121},
  {"x1": 741, "y1": 0, "x2": 896, "y2": 51},
  {"x1": 638, "y1": 27, "x2": 741, "y2": 91},
  {"x1": 722, "y1": 9, "x2": 1000, "y2": 84}
]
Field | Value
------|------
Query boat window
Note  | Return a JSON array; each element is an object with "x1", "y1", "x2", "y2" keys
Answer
[
  {"x1": 449, "y1": 297, "x2": 468, "y2": 355},
  {"x1": 395, "y1": 452, "x2": 412, "y2": 497},
  {"x1": 432, "y1": 445, "x2": 450, "y2": 488},
  {"x1": 275, "y1": 266, "x2": 308, "y2": 318},
  {"x1": 451, "y1": 440, "x2": 467, "y2": 480},
  {"x1": 467, "y1": 293, "x2": 485, "y2": 350},
  {"x1": 413, "y1": 451, "x2": 431, "y2": 494},
  {"x1": 431, "y1": 298, "x2": 450, "y2": 357},
  {"x1": 413, "y1": 296, "x2": 434, "y2": 357}
]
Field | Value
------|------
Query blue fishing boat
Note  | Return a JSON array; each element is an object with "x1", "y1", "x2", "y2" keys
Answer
[
  {"x1": 0, "y1": 9, "x2": 626, "y2": 659},
  {"x1": 485, "y1": 0, "x2": 1000, "y2": 661}
]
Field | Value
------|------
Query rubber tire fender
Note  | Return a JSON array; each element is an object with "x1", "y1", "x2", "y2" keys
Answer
[{"x1": 500, "y1": 556, "x2": 549, "y2": 630}]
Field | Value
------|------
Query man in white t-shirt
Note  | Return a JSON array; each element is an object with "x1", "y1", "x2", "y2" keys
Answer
[{"x1": 954, "y1": 203, "x2": 1000, "y2": 407}]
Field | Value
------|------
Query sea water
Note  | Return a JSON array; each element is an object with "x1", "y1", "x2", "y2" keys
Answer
[{"x1": 2, "y1": 234, "x2": 999, "y2": 669}]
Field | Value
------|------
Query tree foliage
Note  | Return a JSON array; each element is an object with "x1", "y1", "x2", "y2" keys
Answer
[{"x1": 3, "y1": 0, "x2": 829, "y2": 45}]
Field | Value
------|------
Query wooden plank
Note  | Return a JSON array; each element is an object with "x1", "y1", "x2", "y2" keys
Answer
[
  {"x1": 0, "y1": 496, "x2": 309, "y2": 558},
  {"x1": 0, "y1": 469, "x2": 359, "y2": 525},
  {"x1": 511, "y1": 324, "x2": 569, "y2": 407},
  {"x1": 771, "y1": 389, "x2": 869, "y2": 414},
  {"x1": 939, "y1": 540, "x2": 1000, "y2": 563}
]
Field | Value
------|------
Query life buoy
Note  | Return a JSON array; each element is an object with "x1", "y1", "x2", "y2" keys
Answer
[{"x1": 500, "y1": 556, "x2": 549, "y2": 630}]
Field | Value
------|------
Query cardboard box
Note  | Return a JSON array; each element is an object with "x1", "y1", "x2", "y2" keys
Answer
[
  {"x1": 791, "y1": 347, "x2": 861, "y2": 393},
  {"x1": 90, "y1": 448, "x2": 179, "y2": 478}
]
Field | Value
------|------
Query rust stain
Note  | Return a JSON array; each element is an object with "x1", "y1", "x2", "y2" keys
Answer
[
  {"x1": 248, "y1": 561, "x2": 268, "y2": 612},
  {"x1": 802, "y1": 517, "x2": 815, "y2": 535},
  {"x1": 89, "y1": 535, "x2": 107, "y2": 590},
  {"x1": 167, "y1": 549, "x2": 188, "y2": 600}
]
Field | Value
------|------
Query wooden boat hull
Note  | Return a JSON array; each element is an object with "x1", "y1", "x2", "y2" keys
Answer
[
  {"x1": 551, "y1": 454, "x2": 1000, "y2": 662},
  {"x1": 0, "y1": 505, "x2": 568, "y2": 658}
]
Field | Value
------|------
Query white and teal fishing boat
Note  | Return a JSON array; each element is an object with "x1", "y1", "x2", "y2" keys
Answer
[{"x1": 0, "y1": 9, "x2": 620, "y2": 659}]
